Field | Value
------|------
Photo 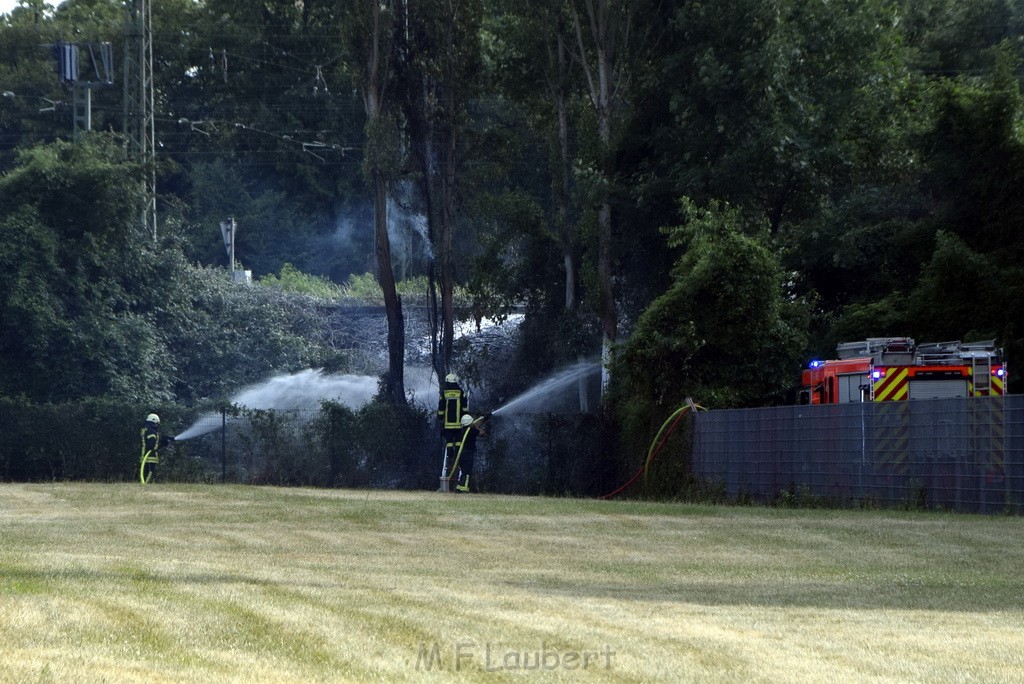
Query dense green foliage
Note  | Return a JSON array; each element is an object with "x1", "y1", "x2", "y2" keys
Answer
[
  {"x1": 1, "y1": 0, "x2": 1023, "y2": 466},
  {"x1": 260, "y1": 263, "x2": 344, "y2": 300},
  {"x1": 613, "y1": 201, "x2": 805, "y2": 411},
  {"x1": 0, "y1": 137, "x2": 343, "y2": 404}
]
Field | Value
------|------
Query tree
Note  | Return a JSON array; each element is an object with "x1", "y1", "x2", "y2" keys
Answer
[
  {"x1": 563, "y1": 0, "x2": 664, "y2": 390},
  {"x1": 344, "y1": 0, "x2": 407, "y2": 405},
  {"x1": 0, "y1": 137, "x2": 344, "y2": 404},
  {"x1": 897, "y1": 0, "x2": 1020, "y2": 75},
  {"x1": 628, "y1": 0, "x2": 909, "y2": 231},
  {"x1": 0, "y1": 0, "x2": 124, "y2": 164},
  {"x1": 830, "y1": 49, "x2": 1024, "y2": 380},
  {"x1": 565, "y1": 0, "x2": 631, "y2": 387},
  {"x1": 154, "y1": 0, "x2": 363, "y2": 275},
  {"x1": 395, "y1": 0, "x2": 483, "y2": 375},
  {"x1": 611, "y1": 198, "x2": 806, "y2": 443},
  {"x1": 490, "y1": 0, "x2": 581, "y2": 312},
  {"x1": 918, "y1": 47, "x2": 1024, "y2": 263},
  {"x1": 0, "y1": 138, "x2": 164, "y2": 401}
]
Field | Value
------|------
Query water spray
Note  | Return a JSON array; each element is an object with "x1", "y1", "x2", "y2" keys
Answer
[
  {"x1": 437, "y1": 360, "x2": 598, "y2": 493},
  {"x1": 175, "y1": 369, "x2": 380, "y2": 440},
  {"x1": 490, "y1": 360, "x2": 600, "y2": 416}
]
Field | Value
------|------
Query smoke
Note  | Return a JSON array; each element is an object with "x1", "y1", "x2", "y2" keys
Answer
[
  {"x1": 305, "y1": 208, "x2": 374, "y2": 280},
  {"x1": 387, "y1": 181, "x2": 432, "y2": 279},
  {"x1": 310, "y1": 183, "x2": 431, "y2": 283}
]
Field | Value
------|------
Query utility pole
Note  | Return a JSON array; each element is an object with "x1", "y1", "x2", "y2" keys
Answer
[{"x1": 123, "y1": 0, "x2": 156, "y2": 240}]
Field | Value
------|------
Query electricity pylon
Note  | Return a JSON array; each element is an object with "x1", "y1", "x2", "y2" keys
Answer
[{"x1": 123, "y1": 0, "x2": 156, "y2": 240}]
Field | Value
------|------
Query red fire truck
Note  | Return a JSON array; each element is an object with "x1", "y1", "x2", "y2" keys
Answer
[{"x1": 800, "y1": 338, "x2": 1006, "y2": 404}]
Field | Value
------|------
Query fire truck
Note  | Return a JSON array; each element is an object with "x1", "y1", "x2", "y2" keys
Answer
[{"x1": 800, "y1": 338, "x2": 1006, "y2": 404}]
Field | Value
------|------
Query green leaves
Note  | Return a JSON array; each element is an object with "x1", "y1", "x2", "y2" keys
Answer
[
  {"x1": 0, "y1": 138, "x2": 343, "y2": 404},
  {"x1": 613, "y1": 200, "x2": 806, "y2": 421},
  {"x1": 0, "y1": 138, "x2": 156, "y2": 401},
  {"x1": 260, "y1": 263, "x2": 344, "y2": 300}
]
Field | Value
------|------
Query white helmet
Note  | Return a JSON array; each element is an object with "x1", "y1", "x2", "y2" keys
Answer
[
  {"x1": 146, "y1": 413, "x2": 160, "y2": 425},
  {"x1": 446, "y1": 373, "x2": 459, "y2": 383},
  {"x1": 461, "y1": 414, "x2": 474, "y2": 426}
]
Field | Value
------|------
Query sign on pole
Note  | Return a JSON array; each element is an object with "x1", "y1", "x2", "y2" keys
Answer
[{"x1": 219, "y1": 218, "x2": 236, "y2": 273}]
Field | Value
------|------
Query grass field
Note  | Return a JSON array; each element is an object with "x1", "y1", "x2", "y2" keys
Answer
[{"x1": 1, "y1": 484, "x2": 1023, "y2": 683}]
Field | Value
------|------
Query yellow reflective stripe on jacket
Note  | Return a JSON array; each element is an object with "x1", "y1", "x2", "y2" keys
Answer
[
  {"x1": 441, "y1": 388, "x2": 464, "y2": 429},
  {"x1": 140, "y1": 428, "x2": 160, "y2": 463}
]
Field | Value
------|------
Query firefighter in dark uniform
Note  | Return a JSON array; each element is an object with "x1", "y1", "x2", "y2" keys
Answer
[
  {"x1": 452, "y1": 413, "x2": 486, "y2": 492},
  {"x1": 437, "y1": 373, "x2": 468, "y2": 477},
  {"x1": 140, "y1": 413, "x2": 173, "y2": 484}
]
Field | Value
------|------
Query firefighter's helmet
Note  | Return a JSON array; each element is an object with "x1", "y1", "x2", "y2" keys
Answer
[
  {"x1": 146, "y1": 413, "x2": 160, "y2": 425},
  {"x1": 461, "y1": 414, "x2": 474, "y2": 426},
  {"x1": 446, "y1": 373, "x2": 459, "y2": 384}
]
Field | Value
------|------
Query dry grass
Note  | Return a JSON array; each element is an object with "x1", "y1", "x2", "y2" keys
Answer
[{"x1": 1, "y1": 483, "x2": 1023, "y2": 683}]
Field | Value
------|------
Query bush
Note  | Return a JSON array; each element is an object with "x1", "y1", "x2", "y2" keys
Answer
[
  {"x1": 260, "y1": 263, "x2": 344, "y2": 300},
  {"x1": 0, "y1": 397, "x2": 181, "y2": 482}
]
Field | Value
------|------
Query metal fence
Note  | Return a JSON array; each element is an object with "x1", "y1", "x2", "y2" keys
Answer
[
  {"x1": 0, "y1": 397, "x2": 616, "y2": 494},
  {"x1": 5, "y1": 393, "x2": 1022, "y2": 512},
  {"x1": 692, "y1": 395, "x2": 1023, "y2": 513},
  {"x1": 174, "y1": 409, "x2": 615, "y2": 496}
]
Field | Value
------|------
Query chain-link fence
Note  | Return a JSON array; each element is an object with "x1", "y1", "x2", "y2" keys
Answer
[
  {"x1": 4, "y1": 395, "x2": 1022, "y2": 512},
  {"x1": 0, "y1": 399, "x2": 170, "y2": 481},
  {"x1": 170, "y1": 409, "x2": 617, "y2": 495},
  {"x1": 692, "y1": 396, "x2": 1023, "y2": 513},
  {"x1": 0, "y1": 398, "x2": 618, "y2": 496}
]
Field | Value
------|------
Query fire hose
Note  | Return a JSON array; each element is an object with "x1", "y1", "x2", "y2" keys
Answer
[{"x1": 600, "y1": 398, "x2": 704, "y2": 500}]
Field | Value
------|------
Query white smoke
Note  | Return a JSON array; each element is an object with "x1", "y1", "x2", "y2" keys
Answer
[{"x1": 387, "y1": 181, "x2": 432, "y2": 279}]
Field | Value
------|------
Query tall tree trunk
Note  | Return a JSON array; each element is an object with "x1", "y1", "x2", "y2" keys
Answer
[
  {"x1": 439, "y1": 104, "x2": 456, "y2": 370},
  {"x1": 597, "y1": 28, "x2": 617, "y2": 390},
  {"x1": 438, "y1": 9, "x2": 458, "y2": 372},
  {"x1": 396, "y1": 0, "x2": 443, "y2": 383},
  {"x1": 572, "y1": 0, "x2": 619, "y2": 391},
  {"x1": 549, "y1": 19, "x2": 586, "y2": 409},
  {"x1": 397, "y1": 0, "x2": 477, "y2": 379},
  {"x1": 417, "y1": 83, "x2": 444, "y2": 383},
  {"x1": 553, "y1": 25, "x2": 576, "y2": 312},
  {"x1": 421, "y1": 131, "x2": 443, "y2": 383},
  {"x1": 364, "y1": 0, "x2": 406, "y2": 405},
  {"x1": 373, "y1": 172, "x2": 406, "y2": 404}
]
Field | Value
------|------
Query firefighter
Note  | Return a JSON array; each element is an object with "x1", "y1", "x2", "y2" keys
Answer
[
  {"x1": 139, "y1": 413, "x2": 173, "y2": 484},
  {"x1": 451, "y1": 413, "x2": 487, "y2": 493},
  {"x1": 438, "y1": 373, "x2": 468, "y2": 473}
]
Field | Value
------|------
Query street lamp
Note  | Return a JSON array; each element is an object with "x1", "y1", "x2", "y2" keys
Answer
[
  {"x1": 1, "y1": 90, "x2": 62, "y2": 112},
  {"x1": 177, "y1": 117, "x2": 212, "y2": 136}
]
